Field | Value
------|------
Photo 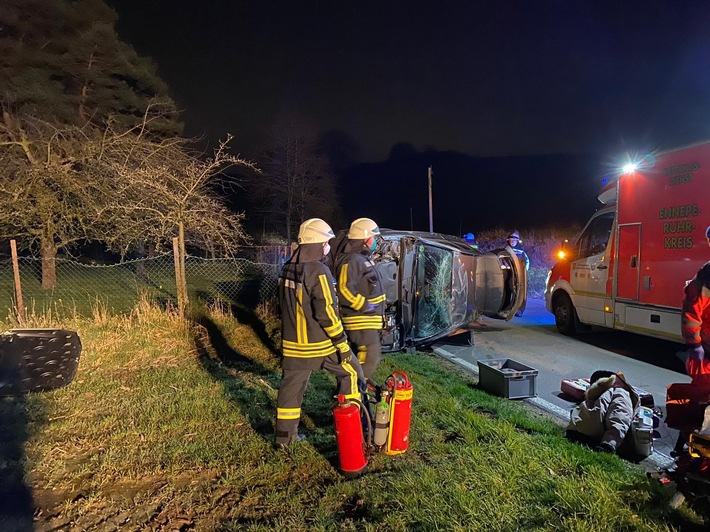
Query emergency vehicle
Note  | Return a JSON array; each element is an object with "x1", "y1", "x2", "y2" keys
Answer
[{"x1": 545, "y1": 141, "x2": 710, "y2": 342}]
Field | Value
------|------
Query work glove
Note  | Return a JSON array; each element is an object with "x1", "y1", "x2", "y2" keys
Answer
[
  {"x1": 365, "y1": 302, "x2": 378, "y2": 313},
  {"x1": 688, "y1": 345, "x2": 705, "y2": 362},
  {"x1": 335, "y1": 342, "x2": 353, "y2": 364}
]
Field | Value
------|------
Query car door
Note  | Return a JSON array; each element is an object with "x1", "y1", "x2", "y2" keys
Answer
[
  {"x1": 472, "y1": 246, "x2": 527, "y2": 320},
  {"x1": 569, "y1": 212, "x2": 614, "y2": 325}
]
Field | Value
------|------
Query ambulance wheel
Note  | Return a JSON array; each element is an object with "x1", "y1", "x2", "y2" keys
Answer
[{"x1": 553, "y1": 293, "x2": 578, "y2": 335}]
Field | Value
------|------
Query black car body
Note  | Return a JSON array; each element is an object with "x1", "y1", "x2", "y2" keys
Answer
[{"x1": 330, "y1": 230, "x2": 527, "y2": 352}]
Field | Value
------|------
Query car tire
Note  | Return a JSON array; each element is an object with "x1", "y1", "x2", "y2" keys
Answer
[{"x1": 553, "y1": 293, "x2": 577, "y2": 335}]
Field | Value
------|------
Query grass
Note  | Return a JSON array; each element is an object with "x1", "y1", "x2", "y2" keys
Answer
[{"x1": 0, "y1": 299, "x2": 707, "y2": 530}]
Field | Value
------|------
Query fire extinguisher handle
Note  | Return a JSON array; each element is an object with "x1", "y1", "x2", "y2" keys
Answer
[{"x1": 391, "y1": 371, "x2": 410, "y2": 387}]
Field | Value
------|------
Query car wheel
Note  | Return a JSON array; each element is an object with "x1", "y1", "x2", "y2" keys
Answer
[{"x1": 554, "y1": 293, "x2": 577, "y2": 335}]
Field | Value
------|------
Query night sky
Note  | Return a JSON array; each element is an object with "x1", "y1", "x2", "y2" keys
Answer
[{"x1": 108, "y1": 1, "x2": 710, "y2": 233}]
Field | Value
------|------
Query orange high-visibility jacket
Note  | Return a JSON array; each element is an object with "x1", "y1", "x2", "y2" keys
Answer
[{"x1": 681, "y1": 262, "x2": 710, "y2": 348}]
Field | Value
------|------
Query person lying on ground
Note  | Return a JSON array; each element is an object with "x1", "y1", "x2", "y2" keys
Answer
[{"x1": 566, "y1": 371, "x2": 639, "y2": 454}]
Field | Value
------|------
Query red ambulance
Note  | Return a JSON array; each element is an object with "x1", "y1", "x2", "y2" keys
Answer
[{"x1": 545, "y1": 141, "x2": 710, "y2": 341}]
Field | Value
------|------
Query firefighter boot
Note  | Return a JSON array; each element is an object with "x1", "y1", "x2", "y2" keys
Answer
[{"x1": 275, "y1": 432, "x2": 306, "y2": 450}]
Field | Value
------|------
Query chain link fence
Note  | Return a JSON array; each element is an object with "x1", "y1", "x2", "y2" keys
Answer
[{"x1": 0, "y1": 246, "x2": 288, "y2": 320}]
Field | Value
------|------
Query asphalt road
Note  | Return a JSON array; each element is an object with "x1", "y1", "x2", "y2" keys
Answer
[{"x1": 432, "y1": 298, "x2": 692, "y2": 469}]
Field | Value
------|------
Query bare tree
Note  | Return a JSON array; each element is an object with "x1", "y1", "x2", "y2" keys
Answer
[
  {"x1": 253, "y1": 120, "x2": 340, "y2": 243},
  {"x1": 0, "y1": 111, "x2": 254, "y2": 290},
  {"x1": 0, "y1": 115, "x2": 119, "y2": 288},
  {"x1": 102, "y1": 132, "x2": 256, "y2": 258}
]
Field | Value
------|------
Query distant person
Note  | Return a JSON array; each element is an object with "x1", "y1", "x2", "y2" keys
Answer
[
  {"x1": 463, "y1": 232, "x2": 478, "y2": 250},
  {"x1": 566, "y1": 371, "x2": 639, "y2": 454},
  {"x1": 506, "y1": 231, "x2": 530, "y2": 271},
  {"x1": 334, "y1": 218, "x2": 386, "y2": 380},
  {"x1": 506, "y1": 230, "x2": 529, "y2": 317},
  {"x1": 275, "y1": 218, "x2": 364, "y2": 448},
  {"x1": 681, "y1": 225, "x2": 710, "y2": 386},
  {"x1": 278, "y1": 246, "x2": 289, "y2": 270}
]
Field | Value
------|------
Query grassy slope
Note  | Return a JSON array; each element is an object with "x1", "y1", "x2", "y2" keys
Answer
[{"x1": 2, "y1": 301, "x2": 705, "y2": 531}]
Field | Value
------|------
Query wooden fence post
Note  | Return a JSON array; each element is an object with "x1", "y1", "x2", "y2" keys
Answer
[
  {"x1": 178, "y1": 221, "x2": 189, "y2": 307},
  {"x1": 172, "y1": 237, "x2": 184, "y2": 313},
  {"x1": 10, "y1": 239, "x2": 25, "y2": 324}
]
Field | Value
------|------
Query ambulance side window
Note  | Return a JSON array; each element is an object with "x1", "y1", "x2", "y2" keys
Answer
[{"x1": 577, "y1": 213, "x2": 614, "y2": 258}]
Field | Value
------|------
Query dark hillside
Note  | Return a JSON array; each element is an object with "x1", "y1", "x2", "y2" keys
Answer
[{"x1": 341, "y1": 149, "x2": 606, "y2": 234}]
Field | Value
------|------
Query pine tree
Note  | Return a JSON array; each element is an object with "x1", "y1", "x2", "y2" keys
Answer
[
  {"x1": 0, "y1": 0, "x2": 183, "y2": 288},
  {"x1": 0, "y1": 0, "x2": 181, "y2": 134}
]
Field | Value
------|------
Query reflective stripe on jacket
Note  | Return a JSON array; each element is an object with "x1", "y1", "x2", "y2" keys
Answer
[
  {"x1": 682, "y1": 262, "x2": 710, "y2": 348},
  {"x1": 510, "y1": 243, "x2": 530, "y2": 270},
  {"x1": 335, "y1": 250, "x2": 385, "y2": 331},
  {"x1": 279, "y1": 259, "x2": 349, "y2": 368}
]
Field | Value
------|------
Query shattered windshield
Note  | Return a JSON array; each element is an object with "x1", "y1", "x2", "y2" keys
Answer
[{"x1": 414, "y1": 245, "x2": 454, "y2": 339}]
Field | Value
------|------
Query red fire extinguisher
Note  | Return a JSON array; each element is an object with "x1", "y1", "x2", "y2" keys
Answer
[
  {"x1": 333, "y1": 395, "x2": 371, "y2": 478},
  {"x1": 386, "y1": 371, "x2": 413, "y2": 455}
]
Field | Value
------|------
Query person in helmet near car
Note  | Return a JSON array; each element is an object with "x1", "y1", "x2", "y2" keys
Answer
[
  {"x1": 506, "y1": 231, "x2": 530, "y2": 271},
  {"x1": 506, "y1": 230, "x2": 529, "y2": 317},
  {"x1": 334, "y1": 218, "x2": 386, "y2": 380},
  {"x1": 275, "y1": 218, "x2": 364, "y2": 448}
]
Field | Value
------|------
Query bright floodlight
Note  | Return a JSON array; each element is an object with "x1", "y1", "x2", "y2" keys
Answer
[{"x1": 622, "y1": 162, "x2": 637, "y2": 174}]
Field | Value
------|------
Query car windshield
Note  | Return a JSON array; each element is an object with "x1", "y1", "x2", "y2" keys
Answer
[{"x1": 414, "y1": 245, "x2": 454, "y2": 339}]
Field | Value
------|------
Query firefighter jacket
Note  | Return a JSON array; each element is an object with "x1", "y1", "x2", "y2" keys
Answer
[
  {"x1": 334, "y1": 243, "x2": 385, "y2": 332},
  {"x1": 279, "y1": 246, "x2": 350, "y2": 370},
  {"x1": 682, "y1": 261, "x2": 710, "y2": 349}
]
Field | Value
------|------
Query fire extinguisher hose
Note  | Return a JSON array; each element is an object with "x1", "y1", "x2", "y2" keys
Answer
[{"x1": 333, "y1": 396, "x2": 374, "y2": 451}]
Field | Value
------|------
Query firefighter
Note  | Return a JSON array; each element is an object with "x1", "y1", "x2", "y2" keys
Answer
[
  {"x1": 506, "y1": 230, "x2": 530, "y2": 270},
  {"x1": 681, "y1": 225, "x2": 710, "y2": 385},
  {"x1": 506, "y1": 230, "x2": 529, "y2": 317},
  {"x1": 275, "y1": 218, "x2": 364, "y2": 448},
  {"x1": 334, "y1": 218, "x2": 386, "y2": 380}
]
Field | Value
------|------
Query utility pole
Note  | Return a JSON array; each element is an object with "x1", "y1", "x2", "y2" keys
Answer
[{"x1": 428, "y1": 165, "x2": 434, "y2": 233}]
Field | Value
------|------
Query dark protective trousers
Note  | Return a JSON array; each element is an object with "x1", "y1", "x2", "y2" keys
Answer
[
  {"x1": 347, "y1": 329, "x2": 382, "y2": 380},
  {"x1": 275, "y1": 353, "x2": 364, "y2": 445}
]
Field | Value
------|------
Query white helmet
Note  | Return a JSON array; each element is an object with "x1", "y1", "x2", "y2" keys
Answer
[
  {"x1": 348, "y1": 218, "x2": 381, "y2": 239},
  {"x1": 298, "y1": 218, "x2": 334, "y2": 244}
]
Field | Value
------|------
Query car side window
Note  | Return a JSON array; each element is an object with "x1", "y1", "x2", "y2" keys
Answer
[{"x1": 578, "y1": 213, "x2": 614, "y2": 258}]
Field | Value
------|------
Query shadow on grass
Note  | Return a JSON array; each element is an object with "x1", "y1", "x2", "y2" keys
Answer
[
  {"x1": 192, "y1": 312, "x2": 277, "y2": 444},
  {"x1": 194, "y1": 280, "x2": 344, "y2": 464},
  {"x1": 0, "y1": 396, "x2": 34, "y2": 532},
  {"x1": 209, "y1": 283, "x2": 280, "y2": 359},
  {"x1": 192, "y1": 309, "x2": 341, "y2": 468}
]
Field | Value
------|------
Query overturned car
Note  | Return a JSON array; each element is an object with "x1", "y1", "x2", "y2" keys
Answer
[{"x1": 331, "y1": 230, "x2": 527, "y2": 352}]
